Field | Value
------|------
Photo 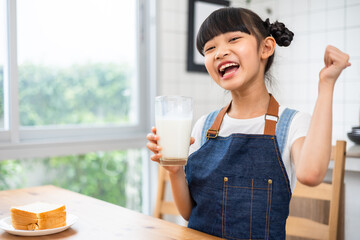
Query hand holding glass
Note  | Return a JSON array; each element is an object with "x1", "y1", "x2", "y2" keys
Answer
[{"x1": 155, "y1": 96, "x2": 193, "y2": 166}]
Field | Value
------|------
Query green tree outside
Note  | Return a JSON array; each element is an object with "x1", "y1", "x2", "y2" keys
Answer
[{"x1": 19, "y1": 63, "x2": 132, "y2": 126}]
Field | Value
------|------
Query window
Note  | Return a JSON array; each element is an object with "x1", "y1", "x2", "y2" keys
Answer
[
  {"x1": 0, "y1": 0, "x2": 154, "y2": 157},
  {"x1": 0, "y1": 0, "x2": 5, "y2": 130},
  {"x1": 17, "y1": 0, "x2": 137, "y2": 127}
]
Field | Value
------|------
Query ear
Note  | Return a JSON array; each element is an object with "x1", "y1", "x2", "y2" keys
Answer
[{"x1": 261, "y1": 36, "x2": 276, "y2": 60}]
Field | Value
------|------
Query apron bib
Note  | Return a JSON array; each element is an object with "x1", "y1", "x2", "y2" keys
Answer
[{"x1": 185, "y1": 95, "x2": 294, "y2": 240}]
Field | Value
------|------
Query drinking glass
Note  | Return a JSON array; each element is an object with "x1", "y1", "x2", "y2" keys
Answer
[{"x1": 155, "y1": 96, "x2": 193, "y2": 166}]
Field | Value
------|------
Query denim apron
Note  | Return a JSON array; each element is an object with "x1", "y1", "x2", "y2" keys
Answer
[{"x1": 185, "y1": 95, "x2": 297, "y2": 240}]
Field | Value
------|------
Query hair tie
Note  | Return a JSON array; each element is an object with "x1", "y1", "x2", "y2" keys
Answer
[
  {"x1": 264, "y1": 18, "x2": 271, "y2": 33},
  {"x1": 264, "y1": 18, "x2": 294, "y2": 47}
]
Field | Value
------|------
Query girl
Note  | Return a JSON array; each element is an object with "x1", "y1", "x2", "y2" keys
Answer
[{"x1": 147, "y1": 7, "x2": 350, "y2": 239}]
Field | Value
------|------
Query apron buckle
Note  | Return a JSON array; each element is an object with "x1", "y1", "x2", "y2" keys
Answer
[
  {"x1": 265, "y1": 114, "x2": 279, "y2": 122},
  {"x1": 206, "y1": 129, "x2": 219, "y2": 139}
]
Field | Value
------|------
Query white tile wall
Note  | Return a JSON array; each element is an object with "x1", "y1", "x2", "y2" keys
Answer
[
  {"x1": 246, "y1": 0, "x2": 276, "y2": 20},
  {"x1": 293, "y1": 14, "x2": 309, "y2": 33},
  {"x1": 292, "y1": 34, "x2": 309, "y2": 61},
  {"x1": 277, "y1": 0, "x2": 293, "y2": 17},
  {"x1": 346, "y1": 28, "x2": 360, "y2": 58},
  {"x1": 327, "y1": 8, "x2": 345, "y2": 30},
  {"x1": 345, "y1": 81, "x2": 360, "y2": 102},
  {"x1": 346, "y1": 4, "x2": 360, "y2": 28},
  {"x1": 327, "y1": 0, "x2": 345, "y2": 9},
  {"x1": 347, "y1": 0, "x2": 360, "y2": 6},
  {"x1": 293, "y1": 0, "x2": 309, "y2": 15},
  {"x1": 309, "y1": 10, "x2": 326, "y2": 32},
  {"x1": 346, "y1": 59, "x2": 360, "y2": 79},
  {"x1": 310, "y1": 0, "x2": 327, "y2": 11},
  {"x1": 326, "y1": 29, "x2": 345, "y2": 51},
  {"x1": 310, "y1": 33, "x2": 327, "y2": 60}
]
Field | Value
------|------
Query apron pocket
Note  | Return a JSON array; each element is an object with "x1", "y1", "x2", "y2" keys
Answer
[{"x1": 222, "y1": 176, "x2": 273, "y2": 240}]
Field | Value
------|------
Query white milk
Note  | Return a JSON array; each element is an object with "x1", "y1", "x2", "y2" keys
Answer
[{"x1": 155, "y1": 118, "x2": 192, "y2": 165}]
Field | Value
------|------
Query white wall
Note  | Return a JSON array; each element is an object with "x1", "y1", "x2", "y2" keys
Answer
[{"x1": 155, "y1": 0, "x2": 360, "y2": 236}]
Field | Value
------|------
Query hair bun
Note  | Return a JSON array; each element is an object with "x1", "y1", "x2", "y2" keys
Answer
[{"x1": 264, "y1": 18, "x2": 294, "y2": 47}]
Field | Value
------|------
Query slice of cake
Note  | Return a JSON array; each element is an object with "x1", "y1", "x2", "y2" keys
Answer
[{"x1": 11, "y1": 202, "x2": 66, "y2": 230}]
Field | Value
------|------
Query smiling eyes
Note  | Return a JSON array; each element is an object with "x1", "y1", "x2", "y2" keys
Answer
[
  {"x1": 230, "y1": 37, "x2": 241, "y2": 42},
  {"x1": 204, "y1": 46, "x2": 215, "y2": 53},
  {"x1": 204, "y1": 36, "x2": 242, "y2": 53}
]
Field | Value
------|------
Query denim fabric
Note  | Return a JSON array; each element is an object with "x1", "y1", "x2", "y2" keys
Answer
[
  {"x1": 185, "y1": 108, "x2": 295, "y2": 240},
  {"x1": 275, "y1": 108, "x2": 298, "y2": 155}
]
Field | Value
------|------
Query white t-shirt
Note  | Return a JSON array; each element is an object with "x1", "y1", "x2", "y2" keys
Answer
[{"x1": 189, "y1": 106, "x2": 311, "y2": 192}]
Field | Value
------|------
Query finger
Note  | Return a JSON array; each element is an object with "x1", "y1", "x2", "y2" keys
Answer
[
  {"x1": 324, "y1": 49, "x2": 331, "y2": 67},
  {"x1": 324, "y1": 45, "x2": 342, "y2": 67},
  {"x1": 150, "y1": 158, "x2": 160, "y2": 164},
  {"x1": 340, "y1": 55, "x2": 351, "y2": 69},
  {"x1": 152, "y1": 127, "x2": 157, "y2": 134},
  {"x1": 146, "y1": 133, "x2": 159, "y2": 142},
  {"x1": 146, "y1": 142, "x2": 156, "y2": 153},
  {"x1": 146, "y1": 133, "x2": 153, "y2": 141},
  {"x1": 343, "y1": 53, "x2": 351, "y2": 67},
  {"x1": 150, "y1": 153, "x2": 162, "y2": 163},
  {"x1": 324, "y1": 55, "x2": 331, "y2": 68},
  {"x1": 329, "y1": 51, "x2": 351, "y2": 69},
  {"x1": 326, "y1": 45, "x2": 340, "y2": 53},
  {"x1": 325, "y1": 50, "x2": 345, "y2": 68},
  {"x1": 146, "y1": 142, "x2": 161, "y2": 153},
  {"x1": 190, "y1": 137, "x2": 195, "y2": 145},
  {"x1": 325, "y1": 46, "x2": 350, "y2": 65}
]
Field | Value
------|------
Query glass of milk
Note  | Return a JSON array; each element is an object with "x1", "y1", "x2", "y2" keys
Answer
[{"x1": 155, "y1": 96, "x2": 193, "y2": 166}]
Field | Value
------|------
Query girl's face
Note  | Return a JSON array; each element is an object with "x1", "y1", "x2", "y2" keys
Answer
[{"x1": 203, "y1": 31, "x2": 264, "y2": 92}]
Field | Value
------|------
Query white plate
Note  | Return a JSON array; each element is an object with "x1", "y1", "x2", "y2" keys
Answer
[{"x1": 0, "y1": 213, "x2": 78, "y2": 236}]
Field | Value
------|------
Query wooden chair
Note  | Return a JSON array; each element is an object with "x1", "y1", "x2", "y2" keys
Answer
[
  {"x1": 154, "y1": 166, "x2": 180, "y2": 218},
  {"x1": 286, "y1": 140, "x2": 347, "y2": 240}
]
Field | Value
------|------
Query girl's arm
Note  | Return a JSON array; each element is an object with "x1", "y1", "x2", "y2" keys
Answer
[
  {"x1": 291, "y1": 45, "x2": 350, "y2": 186},
  {"x1": 168, "y1": 168, "x2": 193, "y2": 220},
  {"x1": 147, "y1": 127, "x2": 194, "y2": 220}
]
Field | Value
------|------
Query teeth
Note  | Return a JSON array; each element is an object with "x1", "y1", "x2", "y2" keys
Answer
[{"x1": 219, "y1": 63, "x2": 238, "y2": 72}]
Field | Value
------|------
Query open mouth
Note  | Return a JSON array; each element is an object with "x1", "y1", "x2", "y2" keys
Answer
[{"x1": 218, "y1": 62, "x2": 240, "y2": 78}]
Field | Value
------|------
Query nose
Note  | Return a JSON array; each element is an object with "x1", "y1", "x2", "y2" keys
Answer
[{"x1": 215, "y1": 46, "x2": 230, "y2": 60}]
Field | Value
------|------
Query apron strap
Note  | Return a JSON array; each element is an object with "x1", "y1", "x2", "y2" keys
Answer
[
  {"x1": 206, "y1": 103, "x2": 231, "y2": 139},
  {"x1": 206, "y1": 94, "x2": 279, "y2": 139},
  {"x1": 264, "y1": 94, "x2": 280, "y2": 135}
]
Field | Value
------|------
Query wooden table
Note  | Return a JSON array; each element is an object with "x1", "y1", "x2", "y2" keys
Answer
[{"x1": 0, "y1": 185, "x2": 223, "y2": 239}]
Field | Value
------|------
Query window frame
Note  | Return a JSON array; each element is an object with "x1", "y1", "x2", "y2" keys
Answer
[{"x1": 0, "y1": 0, "x2": 156, "y2": 160}]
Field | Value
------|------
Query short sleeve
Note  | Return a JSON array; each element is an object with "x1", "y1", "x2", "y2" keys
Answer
[
  {"x1": 189, "y1": 115, "x2": 207, "y2": 156},
  {"x1": 288, "y1": 111, "x2": 311, "y2": 152}
]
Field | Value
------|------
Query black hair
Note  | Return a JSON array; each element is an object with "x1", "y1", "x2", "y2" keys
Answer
[{"x1": 196, "y1": 7, "x2": 294, "y2": 74}]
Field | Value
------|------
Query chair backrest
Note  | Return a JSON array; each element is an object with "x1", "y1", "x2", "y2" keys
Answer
[
  {"x1": 286, "y1": 140, "x2": 347, "y2": 240},
  {"x1": 153, "y1": 166, "x2": 180, "y2": 219}
]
